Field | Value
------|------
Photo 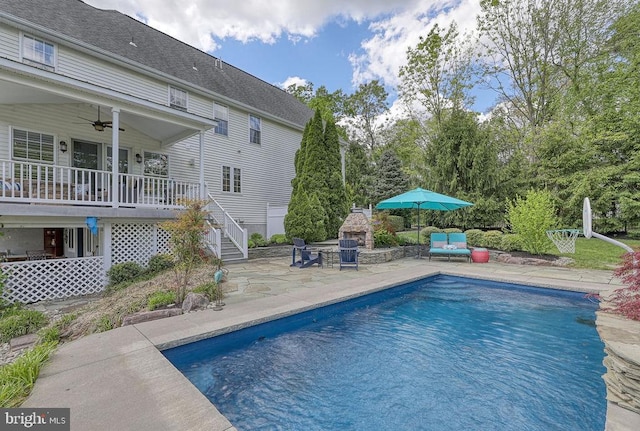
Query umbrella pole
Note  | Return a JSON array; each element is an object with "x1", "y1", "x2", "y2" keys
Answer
[{"x1": 416, "y1": 204, "x2": 422, "y2": 259}]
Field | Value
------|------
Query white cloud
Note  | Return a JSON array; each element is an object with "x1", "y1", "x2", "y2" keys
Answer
[
  {"x1": 85, "y1": 0, "x2": 488, "y2": 117},
  {"x1": 350, "y1": 0, "x2": 482, "y2": 89},
  {"x1": 279, "y1": 76, "x2": 308, "y2": 89},
  {"x1": 85, "y1": 0, "x2": 427, "y2": 51}
]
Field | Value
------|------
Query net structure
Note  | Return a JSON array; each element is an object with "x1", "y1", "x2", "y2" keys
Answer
[{"x1": 546, "y1": 229, "x2": 581, "y2": 254}]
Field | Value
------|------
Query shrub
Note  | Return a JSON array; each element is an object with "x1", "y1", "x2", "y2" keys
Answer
[
  {"x1": 194, "y1": 281, "x2": 224, "y2": 302},
  {"x1": 250, "y1": 233, "x2": 268, "y2": 247},
  {"x1": 609, "y1": 251, "x2": 640, "y2": 321},
  {"x1": 480, "y1": 230, "x2": 503, "y2": 249},
  {"x1": 500, "y1": 234, "x2": 523, "y2": 252},
  {"x1": 269, "y1": 234, "x2": 288, "y2": 244},
  {"x1": 419, "y1": 226, "x2": 444, "y2": 245},
  {"x1": 387, "y1": 215, "x2": 405, "y2": 233},
  {"x1": 372, "y1": 212, "x2": 396, "y2": 235},
  {"x1": 107, "y1": 262, "x2": 144, "y2": 286},
  {"x1": 147, "y1": 290, "x2": 176, "y2": 311},
  {"x1": 443, "y1": 227, "x2": 463, "y2": 234},
  {"x1": 464, "y1": 229, "x2": 484, "y2": 247},
  {"x1": 0, "y1": 308, "x2": 48, "y2": 343},
  {"x1": 284, "y1": 191, "x2": 327, "y2": 242},
  {"x1": 627, "y1": 230, "x2": 640, "y2": 240},
  {"x1": 159, "y1": 199, "x2": 209, "y2": 304},
  {"x1": 374, "y1": 228, "x2": 398, "y2": 248},
  {"x1": 248, "y1": 239, "x2": 256, "y2": 249},
  {"x1": 397, "y1": 235, "x2": 416, "y2": 245},
  {"x1": 147, "y1": 254, "x2": 174, "y2": 274},
  {"x1": 506, "y1": 189, "x2": 558, "y2": 255}
]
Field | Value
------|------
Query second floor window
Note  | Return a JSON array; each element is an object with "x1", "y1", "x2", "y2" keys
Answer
[
  {"x1": 12, "y1": 128, "x2": 54, "y2": 163},
  {"x1": 169, "y1": 87, "x2": 188, "y2": 110},
  {"x1": 22, "y1": 34, "x2": 55, "y2": 71},
  {"x1": 214, "y1": 103, "x2": 229, "y2": 136},
  {"x1": 250, "y1": 115, "x2": 261, "y2": 145}
]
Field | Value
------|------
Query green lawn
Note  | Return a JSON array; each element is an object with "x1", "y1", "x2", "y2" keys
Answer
[
  {"x1": 559, "y1": 237, "x2": 639, "y2": 270},
  {"x1": 397, "y1": 230, "x2": 639, "y2": 270}
]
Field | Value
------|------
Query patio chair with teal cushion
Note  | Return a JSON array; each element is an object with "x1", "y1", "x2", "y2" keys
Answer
[
  {"x1": 429, "y1": 232, "x2": 471, "y2": 262},
  {"x1": 338, "y1": 239, "x2": 359, "y2": 271},
  {"x1": 428, "y1": 232, "x2": 448, "y2": 261},
  {"x1": 291, "y1": 238, "x2": 322, "y2": 268}
]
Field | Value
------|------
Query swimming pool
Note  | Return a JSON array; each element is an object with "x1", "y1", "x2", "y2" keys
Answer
[{"x1": 163, "y1": 275, "x2": 606, "y2": 430}]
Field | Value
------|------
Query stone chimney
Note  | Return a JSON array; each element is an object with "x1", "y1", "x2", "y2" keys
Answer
[{"x1": 338, "y1": 208, "x2": 374, "y2": 250}]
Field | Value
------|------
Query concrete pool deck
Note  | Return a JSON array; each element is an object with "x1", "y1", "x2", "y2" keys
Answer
[{"x1": 23, "y1": 257, "x2": 626, "y2": 430}]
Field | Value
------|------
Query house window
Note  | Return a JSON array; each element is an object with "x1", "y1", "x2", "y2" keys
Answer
[
  {"x1": 222, "y1": 166, "x2": 241, "y2": 193},
  {"x1": 22, "y1": 34, "x2": 55, "y2": 71},
  {"x1": 169, "y1": 87, "x2": 188, "y2": 110},
  {"x1": 249, "y1": 115, "x2": 261, "y2": 145},
  {"x1": 233, "y1": 167, "x2": 241, "y2": 193},
  {"x1": 143, "y1": 151, "x2": 169, "y2": 177},
  {"x1": 222, "y1": 166, "x2": 230, "y2": 192},
  {"x1": 12, "y1": 129, "x2": 54, "y2": 163},
  {"x1": 106, "y1": 147, "x2": 129, "y2": 174},
  {"x1": 214, "y1": 103, "x2": 229, "y2": 136}
]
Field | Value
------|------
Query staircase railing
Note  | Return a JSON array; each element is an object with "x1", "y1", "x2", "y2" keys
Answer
[
  {"x1": 206, "y1": 192, "x2": 248, "y2": 259},
  {"x1": 204, "y1": 219, "x2": 222, "y2": 258}
]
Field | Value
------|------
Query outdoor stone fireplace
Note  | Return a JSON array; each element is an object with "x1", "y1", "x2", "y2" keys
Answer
[{"x1": 339, "y1": 208, "x2": 374, "y2": 250}]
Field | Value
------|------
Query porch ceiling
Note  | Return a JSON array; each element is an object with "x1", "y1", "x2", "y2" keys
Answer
[{"x1": 0, "y1": 79, "x2": 208, "y2": 145}]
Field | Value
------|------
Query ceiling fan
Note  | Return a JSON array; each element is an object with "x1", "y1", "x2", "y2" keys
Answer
[{"x1": 78, "y1": 106, "x2": 125, "y2": 132}]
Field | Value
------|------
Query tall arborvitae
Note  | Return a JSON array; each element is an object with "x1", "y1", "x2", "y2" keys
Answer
[
  {"x1": 285, "y1": 109, "x2": 347, "y2": 241},
  {"x1": 292, "y1": 121, "x2": 310, "y2": 193},
  {"x1": 323, "y1": 117, "x2": 349, "y2": 237},
  {"x1": 285, "y1": 110, "x2": 327, "y2": 241}
]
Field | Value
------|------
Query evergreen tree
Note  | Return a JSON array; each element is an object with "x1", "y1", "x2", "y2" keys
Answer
[
  {"x1": 372, "y1": 150, "x2": 409, "y2": 204},
  {"x1": 345, "y1": 142, "x2": 374, "y2": 207},
  {"x1": 324, "y1": 118, "x2": 349, "y2": 237},
  {"x1": 284, "y1": 191, "x2": 326, "y2": 242},
  {"x1": 285, "y1": 110, "x2": 347, "y2": 241}
]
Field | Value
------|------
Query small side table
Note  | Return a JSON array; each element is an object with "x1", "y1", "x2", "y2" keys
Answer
[{"x1": 471, "y1": 248, "x2": 490, "y2": 263}]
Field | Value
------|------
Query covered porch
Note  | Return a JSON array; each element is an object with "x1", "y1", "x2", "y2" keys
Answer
[{"x1": 1, "y1": 61, "x2": 217, "y2": 211}]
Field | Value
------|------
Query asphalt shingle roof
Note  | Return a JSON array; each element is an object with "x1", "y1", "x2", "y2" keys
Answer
[{"x1": 1, "y1": 0, "x2": 313, "y2": 128}]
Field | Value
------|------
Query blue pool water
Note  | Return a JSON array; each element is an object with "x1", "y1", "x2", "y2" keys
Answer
[{"x1": 163, "y1": 275, "x2": 606, "y2": 430}]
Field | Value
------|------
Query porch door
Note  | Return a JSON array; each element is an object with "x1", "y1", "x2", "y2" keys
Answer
[{"x1": 72, "y1": 140, "x2": 102, "y2": 188}]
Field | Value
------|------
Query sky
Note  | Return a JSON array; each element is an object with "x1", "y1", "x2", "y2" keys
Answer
[{"x1": 83, "y1": 0, "x2": 496, "y2": 116}]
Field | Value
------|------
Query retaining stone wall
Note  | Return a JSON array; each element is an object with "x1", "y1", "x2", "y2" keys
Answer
[
  {"x1": 596, "y1": 310, "x2": 640, "y2": 430},
  {"x1": 248, "y1": 245, "x2": 422, "y2": 264}
]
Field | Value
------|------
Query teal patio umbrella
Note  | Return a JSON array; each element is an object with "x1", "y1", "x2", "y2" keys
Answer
[{"x1": 375, "y1": 188, "x2": 473, "y2": 257}]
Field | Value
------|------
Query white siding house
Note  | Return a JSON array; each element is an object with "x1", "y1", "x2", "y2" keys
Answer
[{"x1": 0, "y1": 0, "x2": 313, "y2": 303}]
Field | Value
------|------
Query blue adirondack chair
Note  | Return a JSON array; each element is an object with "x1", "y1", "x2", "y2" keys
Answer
[
  {"x1": 291, "y1": 238, "x2": 322, "y2": 268},
  {"x1": 338, "y1": 239, "x2": 359, "y2": 271}
]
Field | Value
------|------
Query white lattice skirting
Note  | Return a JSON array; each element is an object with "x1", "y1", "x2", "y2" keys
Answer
[
  {"x1": 112, "y1": 223, "x2": 171, "y2": 266},
  {"x1": 2, "y1": 257, "x2": 105, "y2": 303}
]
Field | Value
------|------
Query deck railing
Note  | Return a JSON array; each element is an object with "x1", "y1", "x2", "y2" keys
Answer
[{"x1": 0, "y1": 159, "x2": 200, "y2": 209}]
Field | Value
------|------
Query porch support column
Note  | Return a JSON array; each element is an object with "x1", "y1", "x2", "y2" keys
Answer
[
  {"x1": 111, "y1": 108, "x2": 121, "y2": 208},
  {"x1": 103, "y1": 222, "x2": 112, "y2": 276},
  {"x1": 199, "y1": 130, "x2": 205, "y2": 199}
]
